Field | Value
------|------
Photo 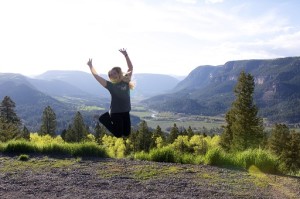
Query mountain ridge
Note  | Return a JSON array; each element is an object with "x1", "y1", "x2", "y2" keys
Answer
[{"x1": 143, "y1": 56, "x2": 300, "y2": 123}]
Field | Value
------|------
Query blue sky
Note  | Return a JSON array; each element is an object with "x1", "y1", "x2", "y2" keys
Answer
[{"x1": 0, "y1": 0, "x2": 300, "y2": 76}]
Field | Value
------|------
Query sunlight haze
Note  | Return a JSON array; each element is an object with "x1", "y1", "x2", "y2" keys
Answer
[{"x1": 0, "y1": 0, "x2": 300, "y2": 76}]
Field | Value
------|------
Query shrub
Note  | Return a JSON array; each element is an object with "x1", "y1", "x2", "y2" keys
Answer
[
  {"x1": 18, "y1": 154, "x2": 29, "y2": 161},
  {"x1": 149, "y1": 146, "x2": 176, "y2": 163},
  {"x1": 176, "y1": 153, "x2": 202, "y2": 164},
  {"x1": 204, "y1": 147, "x2": 224, "y2": 165},
  {"x1": 134, "y1": 151, "x2": 150, "y2": 161}
]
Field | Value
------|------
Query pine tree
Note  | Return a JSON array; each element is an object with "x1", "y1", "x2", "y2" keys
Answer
[
  {"x1": 187, "y1": 126, "x2": 194, "y2": 138},
  {"x1": 136, "y1": 120, "x2": 152, "y2": 152},
  {"x1": 220, "y1": 71, "x2": 264, "y2": 151},
  {"x1": 0, "y1": 96, "x2": 21, "y2": 141},
  {"x1": 39, "y1": 106, "x2": 57, "y2": 137},
  {"x1": 0, "y1": 96, "x2": 21, "y2": 125},
  {"x1": 61, "y1": 129, "x2": 67, "y2": 141},
  {"x1": 128, "y1": 129, "x2": 139, "y2": 153},
  {"x1": 94, "y1": 122, "x2": 107, "y2": 144},
  {"x1": 65, "y1": 112, "x2": 88, "y2": 142},
  {"x1": 151, "y1": 125, "x2": 166, "y2": 149},
  {"x1": 220, "y1": 110, "x2": 234, "y2": 151},
  {"x1": 268, "y1": 123, "x2": 289, "y2": 156},
  {"x1": 281, "y1": 131, "x2": 300, "y2": 172},
  {"x1": 22, "y1": 126, "x2": 30, "y2": 140},
  {"x1": 167, "y1": 123, "x2": 179, "y2": 144}
]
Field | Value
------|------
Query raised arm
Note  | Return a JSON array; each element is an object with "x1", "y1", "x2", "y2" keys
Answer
[
  {"x1": 119, "y1": 48, "x2": 133, "y2": 78},
  {"x1": 87, "y1": 58, "x2": 107, "y2": 87}
]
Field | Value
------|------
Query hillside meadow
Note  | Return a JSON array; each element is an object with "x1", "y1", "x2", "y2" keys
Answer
[
  {"x1": 0, "y1": 134, "x2": 300, "y2": 198},
  {"x1": 1, "y1": 133, "x2": 299, "y2": 177}
]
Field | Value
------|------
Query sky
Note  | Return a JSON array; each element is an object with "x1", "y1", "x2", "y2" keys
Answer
[{"x1": 1, "y1": 0, "x2": 300, "y2": 77}]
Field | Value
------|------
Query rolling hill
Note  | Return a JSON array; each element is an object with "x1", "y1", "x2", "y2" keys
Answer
[{"x1": 0, "y1": 71, "x2": 179, "y2": 132}]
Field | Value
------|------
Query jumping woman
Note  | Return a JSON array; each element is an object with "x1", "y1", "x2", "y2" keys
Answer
[{"x1": 87, "y1": 48, "x2": 134, "y2": 138}]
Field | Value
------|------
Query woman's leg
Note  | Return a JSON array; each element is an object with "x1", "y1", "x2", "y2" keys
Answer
[
  {"x1": 99, "y1": 112, "x2": 130, "y2": 138},
  {"x1": 110, "y1": 113, "x2": 124, "y2": 138},
  {"x1": 122, "y1": 112, "x2": 131, "y2": 137},
  {"x1": 99, "y1": 112, "x2": 121, "y2": 138}
]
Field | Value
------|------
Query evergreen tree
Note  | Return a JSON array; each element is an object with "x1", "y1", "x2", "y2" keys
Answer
[
  {"x1": 220, "y1": 71, "x2": 264, "y2": 151},
  {"x1": 128, "y1": 129, "x2": 139, "y2": 153},
  {"x1": 187, "y1": 126, "x2": 194, "y2": 138},
  {"x1": 94, "y1": 122, "x2": 107, "y2": 144},
  {"x1": 136, "y1": 120, "x2": 152, "y2": 152},
  {"x1": 0, "y1": 96, "x2": 21, "y2": 125},
  {"x1": 0, "y1": 117, "x2": 21, "y2": 142},
  {"x1": 268, "y1": 124, "x2": 289, "y2": 156},
  {"x1": 0, "y1": 96, "x2": 21, "y2": 141},
  {"x1": 281, "y1": 131, "x2": 300, "y2": 172},
  {"x1": 167, "y1": 123, "x2": 179, "y2": 144},
  {"x1": 39, "y1": 106, "x2": 57, "y2": 137},
  {"x1": 220, "y1": 110, "x2": 234, "y2": 151},
  {"x1": 22, "y1": 126, "x2": 30, "y2": 140},
  {"x1": 61, "y1": 129, "x2": 67, "y2": 141},
  {"x1": 65, "y1": 112, "x2": 88, "y2": 142},
  {"x1": 151, "y1": 125, "x2": 166, "y2": 149}
]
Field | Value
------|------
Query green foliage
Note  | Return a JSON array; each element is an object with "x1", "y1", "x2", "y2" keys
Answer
[
  {"x1": 134, "y1": 151, "x2": 151, "y2": 161},
  {"x1": 234, "y1": 149, "x2": 278, "y2": 174},
  {"x1": 0, "y1": 134, "x2": 107, "y2": 158},
  {"x1": 149, "y1": 146, "x2": 176, "y2": 163},
  {"x1": 71, "y1": 142, "x2": 107, "y2": 158},
  {"x1": 0, "y1": 96, "x2": 22, "y2": 142},
  {"x1": 204, "y1": 147, "x2": 227, "y2": 166},
  {"x1": 268, "y1": 123, "x2": 289, "y2": 156},
  {"x1": 41, "y1": 143, "x2": 72, "y2": 156},
  {"x1": 167, "y1": 123, "x2": 179, "y2": 144},
  {"x1": 94, "y1": 122, "x2": 107, "y2": 144},
  {"x1": 22, "y1": 126, "x2": 30, "y2": 140},
  {"x1": 64, "y1": 111, "x2": 88, "y2": 142},
  {"x1": 3, "y1": 140, "x2": 38, "y2": 154},
  {"x1": 39, "y1": 106, "x2": 57, "y2": 137},
  {"x1": 0, "y1": 96, "x2": 21, "y2": 125},
  {"x1": 280, "y1": 131, "x2": 300, "y2": 172},
  {"x1": 189, "y1": 135, "x2": 208, "y2": 155},
  {"x1": 132, "y1": 121, "x2": 153, "y2": 152},
  {"x1": 18, "y1": 154, "x2": 30, "y2": 161},
  {"x1": 102, "y1": 135, "x2": 126, "y2": 158},
  {"x1": 172, "y1": 135, "x2": 191, "y2": 153},
  {"x1": 151, "y1": 125, "x2": 166, "y2": 148},
  {"x1": 0, "y1": 117, "x2": 21, "y2": 142},
  {"x1": 221, "y1": 71, "x2": 264, "y2": 151}
]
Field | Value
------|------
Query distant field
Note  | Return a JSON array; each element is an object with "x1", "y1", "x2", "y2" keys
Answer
[{"x1": 130, "y1": 106, "x2": 225, "y2": 132}]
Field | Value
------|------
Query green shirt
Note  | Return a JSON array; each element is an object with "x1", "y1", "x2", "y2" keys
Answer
[{"x1": 105, "y1": 81, "x2": 131, "y2": 113}]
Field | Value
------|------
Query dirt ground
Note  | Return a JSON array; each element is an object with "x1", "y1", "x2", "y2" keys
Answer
[{"x1": 0, "y1": 155, "x2": 299, "y2": 199}]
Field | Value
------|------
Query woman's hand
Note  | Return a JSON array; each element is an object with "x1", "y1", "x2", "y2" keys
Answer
[
  {"x1": 119, "y1": 48, "x2": 128, "y2": 57},
  {"x1": 87, "y1": 58, "x2": 93, "y2": 67}
]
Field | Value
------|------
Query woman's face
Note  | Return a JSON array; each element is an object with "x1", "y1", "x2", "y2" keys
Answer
[{"x1": 109, "y1": 69, "x2": 121, "y2": 82}]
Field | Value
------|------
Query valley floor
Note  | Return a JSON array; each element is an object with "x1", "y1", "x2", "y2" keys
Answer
[{"x1": 0, "y1": 155, "x2": 299, "y2": 199}]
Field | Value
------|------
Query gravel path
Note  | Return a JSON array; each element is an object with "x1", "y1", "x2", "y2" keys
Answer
[{"x1": 0, "y1": 156, "x2": 299, "y2": 199}]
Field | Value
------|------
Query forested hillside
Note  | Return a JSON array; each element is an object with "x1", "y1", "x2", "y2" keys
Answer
[{"x1": 143, "y1": 56, "x2": 300, "y2": 124}]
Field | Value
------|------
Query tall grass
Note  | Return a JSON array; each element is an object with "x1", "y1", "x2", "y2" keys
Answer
[
  {"x1": 234, "y1": 149, "x2": 278, "y2": 174},
  {"x1": 203, "y1": 147, "x2": 279, "y2": 173},
  {"x1": 0, "y1": 140, "x2": 107, "y2": 158}
]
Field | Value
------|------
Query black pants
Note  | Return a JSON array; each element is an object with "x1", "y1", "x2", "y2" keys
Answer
[{"x1": 99, "y1": 112, "x2": 131, "y2": 138}]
